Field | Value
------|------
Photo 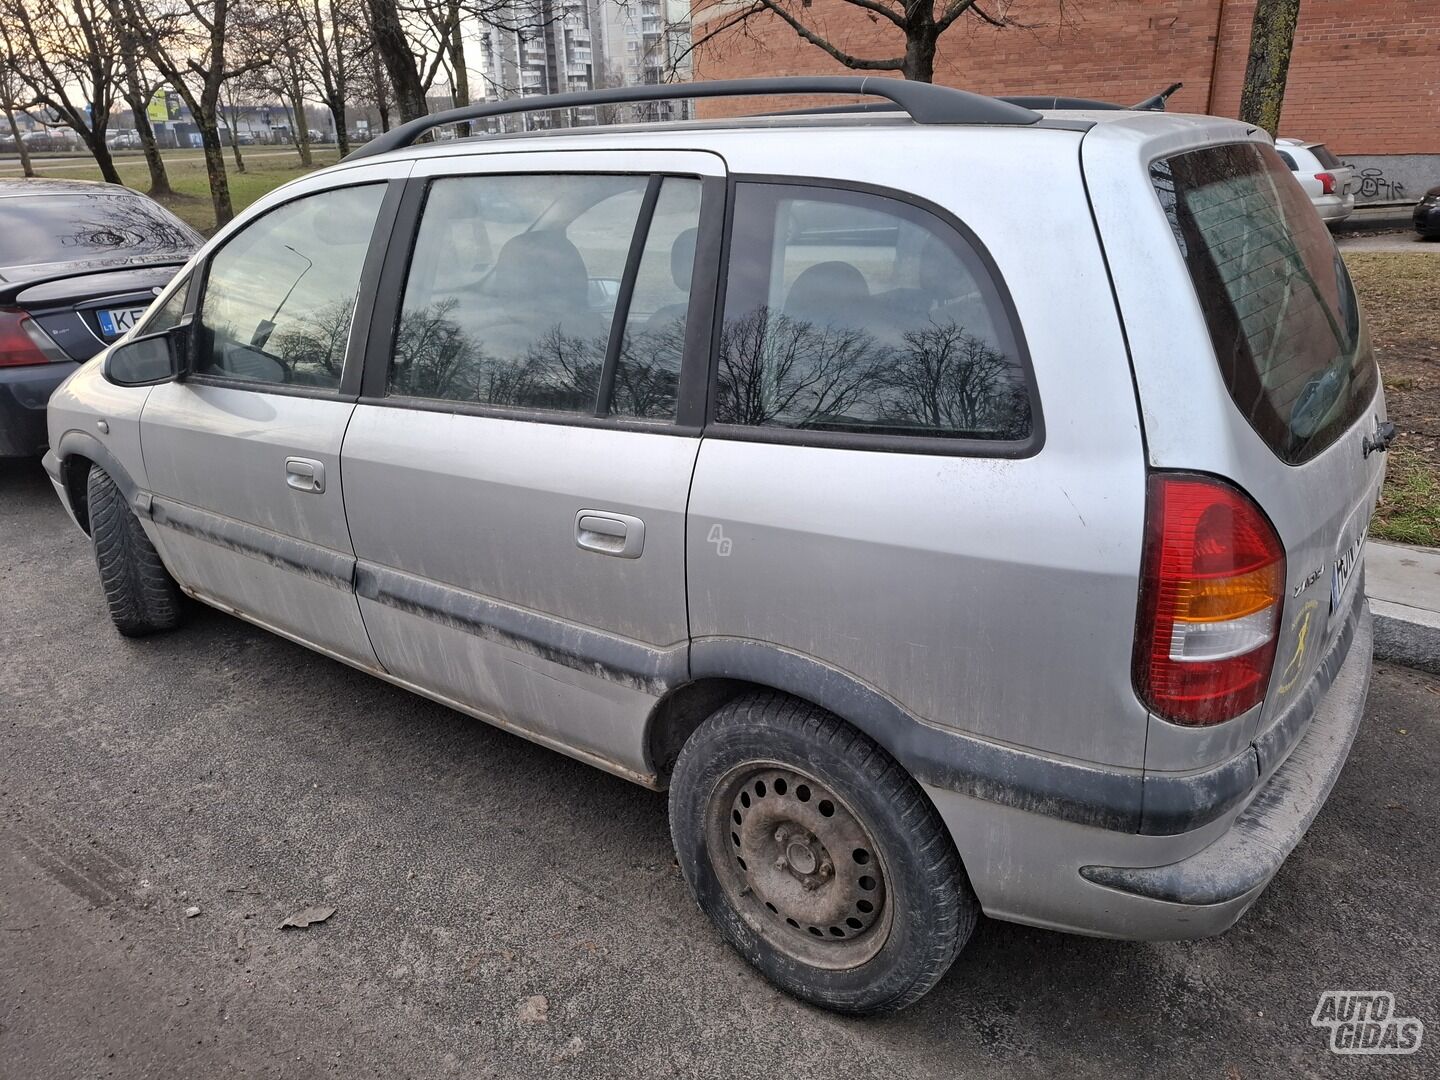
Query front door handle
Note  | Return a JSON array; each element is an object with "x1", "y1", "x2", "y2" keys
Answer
[
  {"x1": 575, "y1": 509, "x2": 645, "y2": 559},
  {"x1": 285, "y1": 456, "x2": 326, "y2": 494}
]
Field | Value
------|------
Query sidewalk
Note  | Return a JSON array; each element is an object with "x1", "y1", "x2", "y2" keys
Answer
[{"x1": 1369, "y1": 540, "x2": 1440, "y2": 674}]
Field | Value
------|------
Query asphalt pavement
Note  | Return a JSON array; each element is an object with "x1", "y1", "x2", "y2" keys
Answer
[{"x1": 2, "y1": 456, "x2": 1437, "y2": 1079}]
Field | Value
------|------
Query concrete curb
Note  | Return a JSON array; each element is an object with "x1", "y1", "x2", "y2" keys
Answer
[
  {"x1": 1329, "y1": 203, "x2": 1417, "y2": 234},
  {"x1": 1367, "y1": 541, "x2": 1440, "y2": 675},
  {"x1": 1372, "y1": 600, "x2": 1440, "y2": 675}
]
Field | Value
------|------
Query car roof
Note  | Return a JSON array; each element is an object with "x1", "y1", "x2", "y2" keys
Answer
[
  {"x1": 0, "y1": 177, "x2": 138, "y2": 198},
  {"x1": 325, "y1": 107, "x2": 1257, "y2": 176}
]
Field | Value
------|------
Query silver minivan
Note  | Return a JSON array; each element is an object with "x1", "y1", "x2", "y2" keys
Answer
[{"x1": 43, "y1": 79, "x2": 1389, "y2": 1014}]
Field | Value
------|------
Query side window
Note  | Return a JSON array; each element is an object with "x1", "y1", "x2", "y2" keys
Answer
[
  {"x1": 1276, "y1": 150, "x2": 1298, "y2": 170},
  {"x1": 195, "y1": 184, "x2": 386, "y2": 389},
  {"x1": 611, "y1": 177, "x2": 701, "y2": 420},
  {"x1": 715, "y1": 183, "x2": 1031, "y2": 441},
  {"x1": 140, "y1": 275, "x2": 190, "y2": 335},
  {"x1": 390, "y1": 173, "x2": 650, "y2": 413}
]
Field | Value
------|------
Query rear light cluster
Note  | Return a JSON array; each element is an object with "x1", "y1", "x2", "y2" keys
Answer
[
  {"x1": 1134, "y1": 474, "x2": 1286, "y2": 726},
  {"x1": 1316, "y1": 172, "x2": 1337, "y2": 195},
  {"x1": 0, "y1": 308, "x2": 68, "y2": 368}
]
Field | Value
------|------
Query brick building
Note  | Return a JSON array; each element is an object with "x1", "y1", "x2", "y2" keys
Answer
[{"x1": 692, "y1": 0, "x2": 1439, "y2": 202}]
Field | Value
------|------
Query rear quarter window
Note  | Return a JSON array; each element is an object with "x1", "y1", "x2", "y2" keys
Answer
[{"x1": 1151, "y1": 142, "x2": 1376, "y2": 465}]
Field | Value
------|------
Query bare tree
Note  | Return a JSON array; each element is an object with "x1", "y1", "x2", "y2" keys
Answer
[
  {"x1": 1, "y1": 0, "x2": 123, "y2": 182},
  {"x1": 1239, "y1": 0, "x2": 1302, "y2": 137},
  {"x1": 295, "y1": 0, "x2": 363, "y2": 155},
  {"x1": 107, "y1": 1, "x2": 173, "y2": 195},
  {"x1": 687, "y1": 0, "x2": 1058, "y2": 83},
  {"x1": 121, "y1": 0, "x2": 268, "y2": 226},
  {"x1": 245, "y1": 3, "x2": 317, "y2": 166},
  {"x1": 0, "y1": 29, "x2": 36, "y2": 178},
  {"x1": 363, "y1": 0, "x2": 429, "y2": 121}
]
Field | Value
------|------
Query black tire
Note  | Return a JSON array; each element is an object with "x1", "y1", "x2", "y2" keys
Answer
[
  {"x1": 86, "y1": 466, "x2": 184, "y2": 637},
  {"x1": 669, "y1": 691, "x2": 977, "y2": 1014}
]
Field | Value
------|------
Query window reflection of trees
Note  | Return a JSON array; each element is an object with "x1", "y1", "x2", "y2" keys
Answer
[
  {"x1": 55, "y1": 197, "x2": 195, "y2": 256},
  {"x1": 716, "y1": 307, "x2": 1030, "y2": 440},
  {"x1": 389, "y1": 303, "x2": 686, "y2": 420}
]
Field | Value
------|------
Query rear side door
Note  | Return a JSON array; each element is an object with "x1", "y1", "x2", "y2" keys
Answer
[
  {"x1": 340, "y1": 150, "x2": 725, "y2": 780},
  {"x1": 141, "y1": 168, "x2": 407, "y2": 665}
]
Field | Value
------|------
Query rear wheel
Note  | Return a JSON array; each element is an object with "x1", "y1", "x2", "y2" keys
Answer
[
  {"x1": 86, "y1": 466, "x2": 184, "y2": 637},
  {"x1": 669, "y1": 691, "x2": 977, "y2": 1014}
]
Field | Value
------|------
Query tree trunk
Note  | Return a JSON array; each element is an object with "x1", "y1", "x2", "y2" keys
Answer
[
  {"x1": 228, "y1": 113, "x2": 246, "y2": 172},
  {"x1": 327, "y1": 0, "x2": 349, "y2": 155},
  {"x1": 117, "y1": 39, "x2": 170, "y2": 195},
  {"x1": 902, "y1": 26, "x2": 938, "y2": 82},
  {"x1": 1239, "y1": 0, "x2": 1303, "y2": 136},
  {"x1": 447, "y1": 1, "x2": 470, "y2": 137},
  {"x1": 291, "y1": 85, "x2": 313, "y2": 167},
  {"x1": 331, "y1": 99, "x2": 349, "y2": 157},
  {"x1": 364, "y1": 0, "x2": 427, "y2": 122},
  {"x1": 197, "y1": 117, "x2": 233, "y2": 228},
  {"x1": 2, "y1": 103, "x2": 34, "y2": 177},
  {"x1": 85, "y1": 129, "x2": 124, "y2": 185},
  {"x1": 367, "y1": 43, "x2": 391, "y2": 132},
  {"x1": 130, "y1": 96, "x2": 172, "y2": 195}
]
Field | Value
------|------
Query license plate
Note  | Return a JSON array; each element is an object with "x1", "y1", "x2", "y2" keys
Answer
[{"x1": 96, "y1": 306, "x2": 148, "y2": 338}]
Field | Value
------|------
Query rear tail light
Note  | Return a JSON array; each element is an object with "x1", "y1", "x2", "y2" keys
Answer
[
  {"x1": 1316, "y1": 172, "x2": 1337, "y2": 195},
  {"x1": 0, "y1": 308, "x2": 68, "y2": 367},
  {"x1": 1133, "y1": 474, "x2": 1286, "y2": 726}
]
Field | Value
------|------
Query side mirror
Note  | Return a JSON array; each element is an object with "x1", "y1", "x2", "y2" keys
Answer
[{"x1": 104, "y1": 320, "x2": 191, "y2": 387}]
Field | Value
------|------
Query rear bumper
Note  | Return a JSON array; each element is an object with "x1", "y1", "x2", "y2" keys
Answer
[
  {"x1": 1314, "y1": 193, "x2": 1355, "y2": 223},
  {"x1": 927, "y1": 600, "x2": 1372, "y2": 940},
  {"x1": 0, "y1": 360, "x2": 79, "y2": 457}
]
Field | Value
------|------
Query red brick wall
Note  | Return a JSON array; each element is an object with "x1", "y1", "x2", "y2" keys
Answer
[{"x1": 691, "y1": 0, "x2": 1440, "y2": 156}]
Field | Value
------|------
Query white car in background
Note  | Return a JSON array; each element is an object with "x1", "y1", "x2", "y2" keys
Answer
[{"x1": 1276, "y1": 137, "x2": 1355, "y2": 224}]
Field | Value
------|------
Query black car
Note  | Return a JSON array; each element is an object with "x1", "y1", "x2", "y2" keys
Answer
[
  {"x1": 0, "y1": 179, "x2": 199, "y2": 456},
  {"x1": 1415, "y1": 185, "x2": 1440, "y2": 239}
]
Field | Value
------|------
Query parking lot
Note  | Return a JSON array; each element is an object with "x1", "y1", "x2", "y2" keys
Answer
[{"x1": 2, "y1": 456, "x2": 1437, "y2": 1079}]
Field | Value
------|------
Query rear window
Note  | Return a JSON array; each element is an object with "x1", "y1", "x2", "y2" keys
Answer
[
  {"x1": 0, "y1": 193, "x2": 197, "y2": 267},
  {"x1": 1151, "y1": 142, "x2": 1376, "y2": 465},
  {"x1": 1309, "y1": 144, "x2": 1343, "y2": 169}
]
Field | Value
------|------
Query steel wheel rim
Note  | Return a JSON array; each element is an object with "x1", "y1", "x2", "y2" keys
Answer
[{"x1": 706, "y1": 761, "x2": 892, "y2": 970}]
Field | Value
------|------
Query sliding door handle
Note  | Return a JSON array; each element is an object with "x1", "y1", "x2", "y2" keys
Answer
[
  {"x1": 285, "y1": 457, "x2": 326, "y2": 494},
  {"x1": 575, "y1": 510, "x2": 645, "y2": 559}
]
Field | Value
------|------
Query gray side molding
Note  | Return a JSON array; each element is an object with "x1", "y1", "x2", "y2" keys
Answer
[
  {"x1": 688, "y1": 637, "x2": 1145, "y2": 833},
  {"x1": 149, "y1": 498, "x2": 355, "y2": 590},
  {"x1": 355, "y1": 561, "x2": 688, "y2": 696}
]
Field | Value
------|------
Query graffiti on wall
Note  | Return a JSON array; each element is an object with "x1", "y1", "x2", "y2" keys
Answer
[{"x1": 1355, "y1": 168, "x2": 1406, "y2": 202}]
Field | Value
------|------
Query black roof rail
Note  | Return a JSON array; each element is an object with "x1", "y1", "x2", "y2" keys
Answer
[
  {"x1": 1000, "y1": 82, "x2": 1183, "y2": 113},
  {"x1": 1133, "y1": 82, "x2": 1184, "y2": 112},
  {"x1": 1000, "y1": 95, "x2": 1126, "y2": 111},
  {"x1": 344, "y1": 77, "x2": 1041, "y2": 161}
]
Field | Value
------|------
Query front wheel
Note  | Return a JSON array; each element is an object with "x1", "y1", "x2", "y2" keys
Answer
[
  {"x1": 86, "y1": 466, "x2": 184, "y2": 637},
  {"x1": 669, "y1": 692, "x2": 978, "y2": 1014}
]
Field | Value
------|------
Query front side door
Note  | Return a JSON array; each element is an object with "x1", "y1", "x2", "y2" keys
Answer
[
  {"x1": 142, "y1": 172, "x2": 404, "y2": 665},
  {"x1": 341, "y1": 150, "x2": 725, "y2": 779}
]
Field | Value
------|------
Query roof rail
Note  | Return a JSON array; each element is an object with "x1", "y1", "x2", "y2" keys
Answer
[
  {"x1": 1000, "y1": 82, "x2": 1183, "y2": 113},
  {"x1": 1133, "y1": 82, "x2": 1184, "y2": 112},
  {"x1": 344, "y1": 77, "x2": 1041, "y2": 161},
  {"x1": 1000, "y1": 96, "x2": 1126, "y2": 111}
]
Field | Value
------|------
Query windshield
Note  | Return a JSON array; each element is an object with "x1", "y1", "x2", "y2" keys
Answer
[
  {"x1": 0, "y1": 193, "x2": 198, "y2": 268},
  {"x1": 1151, "y1": 142, "x2": 1376, "y2": 465}
]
